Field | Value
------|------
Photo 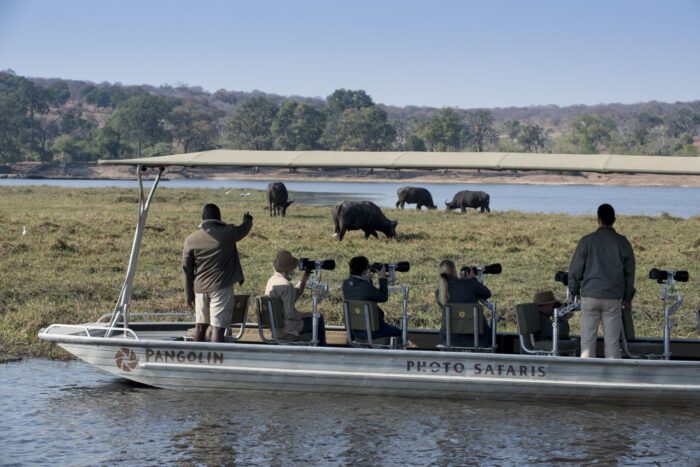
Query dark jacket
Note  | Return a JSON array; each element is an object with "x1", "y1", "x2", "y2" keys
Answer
[
  {"x1": 568, "y1": 226, "x2": 636, "y2": 301},
  {"x1": 342, "y1": 275, "x2": 401, "y2": 338},
  {"x1": 534, "y1": 314, "x2": 570, "y2": 341},
  {"x1": 436, "y1": 277, "x2": 492, "y2": 306},
  {"x1": 182, "y1": 218, "x2": 252, "y2": 303},
  {"x1": 342, "y1": 275, "x2": 389, "y2": 303}
]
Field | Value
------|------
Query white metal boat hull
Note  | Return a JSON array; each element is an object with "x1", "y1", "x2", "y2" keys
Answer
[{"x1": 40, "y1": 332, "x2": 700, "y2": 405}]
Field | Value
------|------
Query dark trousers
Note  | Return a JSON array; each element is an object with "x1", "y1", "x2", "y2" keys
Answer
[
  {"x1": 353, "y1": 313, "x2": 403, "y2": 342},
  {"x1": 440, "y1": 324, "x2": 492, "y2": 347},
  {"x1": 300, "y1": 315, "x2": 327, "y2": 346}
]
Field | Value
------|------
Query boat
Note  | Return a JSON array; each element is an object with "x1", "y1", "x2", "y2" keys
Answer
[{"x1": 38, "y1": 150, "x2": 700, "y2": 405}]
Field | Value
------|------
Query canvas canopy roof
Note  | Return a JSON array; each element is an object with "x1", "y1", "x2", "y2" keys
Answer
[{"x1": 98, "y1": 150, "x2": 700, "y2": 175}]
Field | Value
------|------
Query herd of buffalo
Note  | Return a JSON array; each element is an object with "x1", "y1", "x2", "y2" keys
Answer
[{"x1": 266, "y1": 182, "x2": 491, "y2": 241}]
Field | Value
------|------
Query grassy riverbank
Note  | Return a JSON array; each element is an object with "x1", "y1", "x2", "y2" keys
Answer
[{"x1": 1, "y1": 186, "x2": 699, "y2": 360}]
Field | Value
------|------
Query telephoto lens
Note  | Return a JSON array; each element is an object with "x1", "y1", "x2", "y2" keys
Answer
[
  {"x1": 675, "y1": 271, "x2": 689, "y2": 282},
  {"x1": 370, "y1": 262, "x2": 385, "y2": 273},
  {"x1": 393, "y1": 261, "x2": 410, "y2": 272},
  {"x1": 370, "y1": 262, "x2": 410, "y2": 273},
  {"x1": 554, "y1": 271, "x2": 569, "y2": 286},
  {"x1": 298, "y1": 258, "x2": 336, "y2": 272},
  {"x1": 483, "y1": 263, "x2": 502, "y2": 275}
]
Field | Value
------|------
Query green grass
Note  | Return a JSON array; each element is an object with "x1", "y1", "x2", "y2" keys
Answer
[{"x1": 1, "y1": 186, "x2": 699, "y2": 359}]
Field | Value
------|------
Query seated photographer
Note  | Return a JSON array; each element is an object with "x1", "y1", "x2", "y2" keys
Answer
[
  {"x1": 532, "y1": 290, "x2": 570, "y2": 342},
  {"x1": 436, "y1": 259, "x2": 492, "y2": 346},
  {"x1": 264, "y1": 250, "x2": 327, "y2": 345},
  {"x1": 342, "y1": 256, "x2": 402, "y2": 342}
]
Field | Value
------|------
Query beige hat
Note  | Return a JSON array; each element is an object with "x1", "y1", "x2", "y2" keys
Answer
[
  {"x1": 533, "y1": 290, "x2": 561, "y2": 306},
  {"x1": 273, "y1": 250, "x2": 298, "y2": 273}
]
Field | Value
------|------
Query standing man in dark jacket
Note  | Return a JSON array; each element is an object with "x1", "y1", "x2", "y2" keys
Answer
[
  {"x1": 568, "y1": 204, "x2": 635, "y2": 358},
  {"x1": 182, "y1": 203, "x2": 253, "y2": 342},
  {"x1": 342, "y1": 256, "x2": 402, "y2": 341}
]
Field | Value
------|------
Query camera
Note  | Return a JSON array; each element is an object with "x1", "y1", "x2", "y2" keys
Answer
[
  {"x1": 370, "y1": 261, "x2": 411, "y2": 273},
  {"x1": 554, "y1": 271, "x2": 569, "y2": 286},
  {"x1": 648, "y1": 268, "x2": 689, "y2": 284},
  {"x1": 298, "y1": 258, "x2": 336, "y2": 272},
  {"x1": 460, "y1": 263, "x2": 502, "y2": 276}
]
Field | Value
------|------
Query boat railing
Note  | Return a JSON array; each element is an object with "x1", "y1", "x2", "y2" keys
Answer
[
  {"x1": 96, "y1": 311, "x2": 195, "y2": 323},
  {"x1": 43, "y1": 324, "x2": 139, "y2": 340}
]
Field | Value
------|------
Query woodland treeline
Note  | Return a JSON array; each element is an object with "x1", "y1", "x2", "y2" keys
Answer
[{"x1": 1, "y1": 69, "x2": 698, "y2": 164}]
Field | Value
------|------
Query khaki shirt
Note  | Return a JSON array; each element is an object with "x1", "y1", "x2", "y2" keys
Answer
[
  {"x1": 265, "y1": 272, "x2": 308, "y2": 335},
  {"x1": 182, "y1": 218, "x2": 252, "y2": 303}
]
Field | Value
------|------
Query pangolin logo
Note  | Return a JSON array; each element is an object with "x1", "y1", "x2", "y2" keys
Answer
[{"x1": 115, "y1": 347, "x2": 138, "y2": 372}]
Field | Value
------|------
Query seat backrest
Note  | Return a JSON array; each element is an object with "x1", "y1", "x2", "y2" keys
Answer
[
  {"x1": 344, "y1": 300, "x2": 381, "y2": 333},
  {"x1": 515, "y1": 303, "x2": 541, "y2": 335},
  {"x1": 231, "y1": 294, "x2": 250, "y2": 324},
  {"x1": 621, "y1": 305, "x2": 636, "y2": 341},
  {"x1": 444, "y1": 303, "x2": 484, "y2": 334},
  {"x1": 255, "y1": 296, "x2": 286, "y2": 330}
]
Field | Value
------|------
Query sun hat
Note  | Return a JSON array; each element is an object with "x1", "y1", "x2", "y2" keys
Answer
[
  {"x1": 533, "y1": 290, "x2": 561, "y2": 307},
  {"x1": 273, "y1": 250, "x2": 298, "y2": 273}
]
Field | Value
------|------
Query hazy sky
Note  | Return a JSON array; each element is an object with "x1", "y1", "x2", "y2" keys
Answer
[{"x1": 1, "y1": 0, "x2": 698, "y2": 108}]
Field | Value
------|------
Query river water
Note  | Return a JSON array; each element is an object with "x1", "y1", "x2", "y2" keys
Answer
[
  {"x1": 2, "y1": 178, "x2": 700, "y2": 217},
  {"x1": 1, "y1": 359, "x2": 699, "y2": 465}
]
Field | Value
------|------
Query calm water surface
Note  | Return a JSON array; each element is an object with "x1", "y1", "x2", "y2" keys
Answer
[
  {"x1": 2, "y1": 178, "x2": 699, "y2": 217},
  {"x1": 1, "y1": 359, "x2": 698, "y2": 465}
]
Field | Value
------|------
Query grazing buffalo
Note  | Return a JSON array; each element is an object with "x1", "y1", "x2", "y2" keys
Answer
[
  {"x1": 396, "y1": 186, "x2": 437, "y2": 210},
  {"x1": 445, "y1": 190, "x2": 491, "y2": 213},
  {"x1": 266, "y1": 182, "x2": 294, "y2": 217},
  {"x1": 332, "y1": 201, "x2": 398, "y2": 241}
]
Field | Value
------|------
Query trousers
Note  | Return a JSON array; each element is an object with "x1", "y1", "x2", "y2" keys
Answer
[{"x1": 580, "y1": 296, "x2": 622, "y2": 358}]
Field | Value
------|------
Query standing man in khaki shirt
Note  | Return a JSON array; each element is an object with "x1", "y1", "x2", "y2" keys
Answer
[
  {"x1": 182, "y1": 203, "x2": 253, "y2": 342},
  {"x1": 568, "y1": 203, "x2": 636, "y2": 358}
]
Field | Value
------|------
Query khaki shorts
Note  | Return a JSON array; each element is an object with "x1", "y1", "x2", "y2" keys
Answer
[{"x1": 195, "y1": 286, "x2": 235, "y2": 328}]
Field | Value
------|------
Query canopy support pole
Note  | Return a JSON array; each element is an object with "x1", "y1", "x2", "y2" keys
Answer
[{"x1": 107, "y1": 166, "x2": 164, "y2": 337}]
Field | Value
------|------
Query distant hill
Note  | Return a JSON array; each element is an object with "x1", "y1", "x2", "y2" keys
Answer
[{"x1": 1, "y1": 70, "x2": 697, "y2": 165}]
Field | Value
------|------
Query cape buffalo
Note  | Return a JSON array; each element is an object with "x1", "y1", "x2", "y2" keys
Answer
[
  {"x1": 396, "y1": 186, "x2": 437, "y2": 210},
  {"x1": 332, "y1": 201, "x2": 398, "y2": 241},
  {"x1": 445, "y1": 190, "x2": 491, "y2": 213},
  {"x1": 266, "y1": 182, "x2": 294, "y2": 217}
]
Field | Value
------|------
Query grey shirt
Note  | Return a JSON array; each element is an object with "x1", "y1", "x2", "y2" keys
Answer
[{"x1": 568, "y1": 226, "x2": 636, "y2": 301}]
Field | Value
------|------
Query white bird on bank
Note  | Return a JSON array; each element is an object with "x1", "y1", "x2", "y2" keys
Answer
[{"x1": 239, "y1": 192, "x2": 251, "y2": 197}]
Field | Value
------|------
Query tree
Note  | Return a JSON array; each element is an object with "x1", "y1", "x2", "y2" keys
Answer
[
  {"x1": 0, "y1": 93, "x2": 28, "y2": 163},
  {"x1": 419, "y1": 108, "x2": 465, "y2": 151},
  {"x1": 271, "y1": 101, "x2": 325, "y2": 150},
  {"x1": 108, "y1": 94, "x2": 177, "y2": 157},
  {"x1": 569, "y1": 115, "x2": 617, "y2": 153},
  {"x1": 665, "y1": 108, "x2": 696, "y2": 138},
  {"x1": 321, "y1": 89, "x2": 375, "y2": 149},
  {"x1": 325, "y1": 89, "x2": 374, "y2": 117},
  {"x1": 503, "y1": 119, "x2": 522, "y2": 143},
  {"x1": 631, "y1": 111, "x2": 663, "y2": 146},
  {"x1": 334, "y1": 107, "x2": 396, "y2": 151},
  {"x1": 226, "y1": 96, "x2": 278, "y2": 150},
  {"x1": 465, "y1": 109, "x2": 497, "y2": 152},
  {"x1": 169, "y1": 102, "x2": 220, "y2": 153},
  {"x1": 517, "y1": 124, "x2": 548, "y2": 152}
]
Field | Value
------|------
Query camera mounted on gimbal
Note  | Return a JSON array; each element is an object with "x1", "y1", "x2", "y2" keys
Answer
[
  {"x1": 460, "y1": 263, "x2": 502, "y2": 283},
  {"x1": 648, "y1": 268, "x2": 689, "y2": 284}
]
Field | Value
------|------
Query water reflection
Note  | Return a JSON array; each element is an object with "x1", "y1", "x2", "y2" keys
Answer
[{"x1": 2, "y1": 360, "x2": 699, "y2": 465}]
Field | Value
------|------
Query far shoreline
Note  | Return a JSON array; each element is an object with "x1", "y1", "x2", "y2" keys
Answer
[{"x1": 3, "y1": 161, "x2": 700, "y2": 188}]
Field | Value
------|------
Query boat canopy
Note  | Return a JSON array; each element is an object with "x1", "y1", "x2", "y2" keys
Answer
[{"x1": 98, "y1": 150, "x2": 700, "y2": 175}]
